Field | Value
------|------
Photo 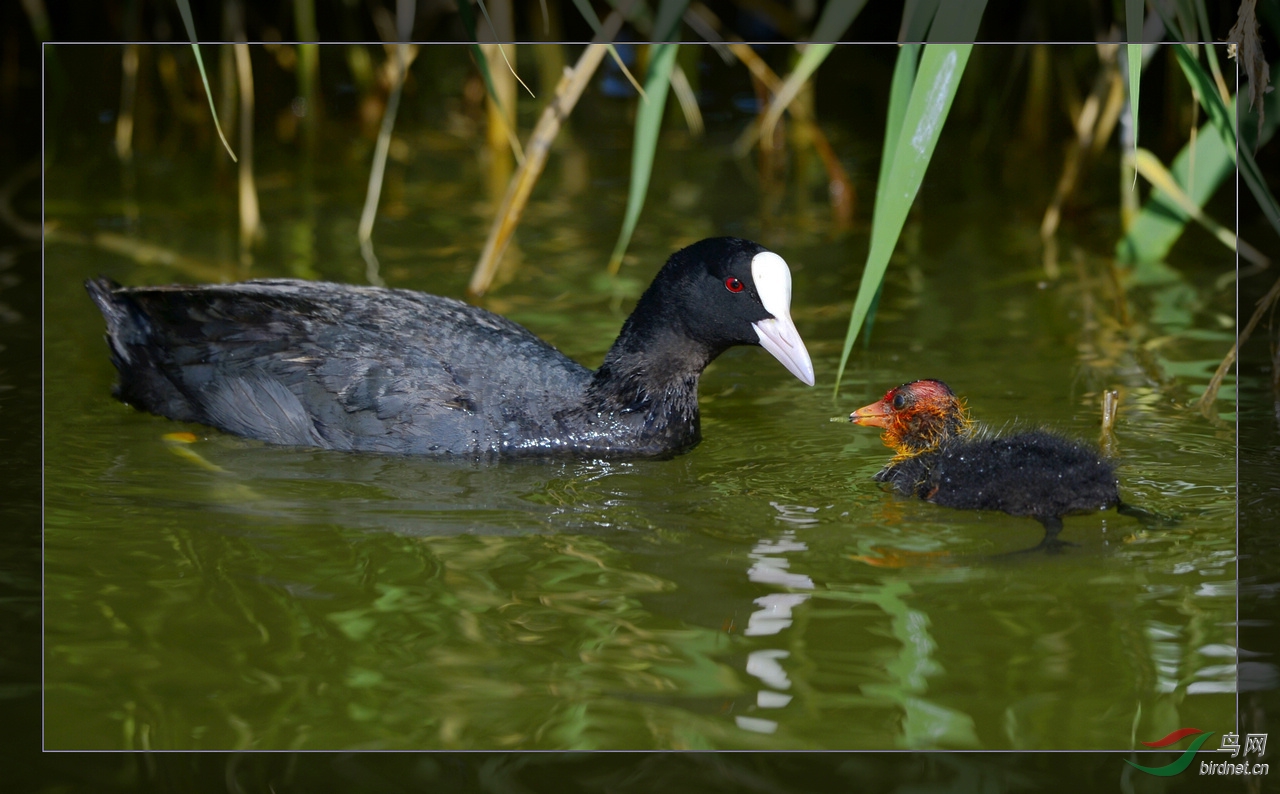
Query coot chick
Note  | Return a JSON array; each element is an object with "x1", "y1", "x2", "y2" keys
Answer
[
  {"x1": 87, "y1": 237, "x2": 814, "y2": 458},
  {"x1": 848, "y1": 379, "x2": 1120, "y2": 550}
]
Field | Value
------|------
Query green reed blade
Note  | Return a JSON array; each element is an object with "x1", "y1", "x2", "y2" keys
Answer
[
  {"x1": 925, "y1": 0, "x2": 985, "y2": 39},
  {"x1": 832, "y1": 0, "x2": 985, "y2": 393},
  {"x1": 1173, "y1": 43, "x2": 1233, "y2": 135},
  {"x1": 865, "y1": 0, "x2": 935, "y2": 343},
  {"x1": 476, "y1": 0, "x2": 533, "y2": 97},
  {"x1": 607, "y1": 0, "x2": 689, "y2": 274},
  {"x1": 1170, "y1": 41, "x2": 1280, "y2": 239},
  {"x1": 607, "y1": 41, "x2": 680, "y2": 273},
  {"x1": 833, "y1": 45, "x2": 975, "y2": 394},
  {"x1": 900, "y1": 0, "x2": 940, "y2": 40},
  {"x1": 652, "y1": 0, "x2": 686, "y2": 41},
  {"x1": 1125, "y1": 0, "x2": 1143, "y2": 154},
  {"x1": 601, "y1": 0, "x2": 652, "y2": 29},
  {"x1": 862, "y1": 42, "x2": 921, "y2": 351},
  {"x1": 1119, "y1": 82, "x2": 1280, "y2": 263},
  {"x1": 874, "y1": 44, "x2": 922, "y2": 227},
  {"x1": 454, "y1": 0, "x2": 504, "y2": 120},
  {"x1": 174, "y1": 0, "x2": 237, "y2": 162},
  {"x1": 812, "y1": 0, "x2": 870, "y2": 42},
  {"x1": 1192, "y1": 0, "x2": 1231, "y2": 102},
  {"x1": 570, "y1": 0, "x2": 605, "y2": 29},
  {"x1": 758, "y1": 44, "x2": 833, "y2": 144},
  {"x1": 1133, "y1": 148, "x2": 1262, "y2": 262},
  {"x1": 569, "y1": 0, "x2": 646, "y2": 100},
  {"x1": 757, "y1": 1, "x2": 869, "y2": 145}
]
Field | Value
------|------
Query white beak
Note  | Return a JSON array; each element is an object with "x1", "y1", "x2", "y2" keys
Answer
[{"x1": 750, "y1": 252, "x2": 815, "y2": 387}]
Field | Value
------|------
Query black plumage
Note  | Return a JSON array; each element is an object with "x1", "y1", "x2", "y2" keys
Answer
[
  {"x1": 87, "y1": 237, "x2": 814, "y2": 458},
  {"x1": 850, "y1": 379, "x2": 1122, "y2": 548},
  {"x1": 875, "y1": 430, "x2": 1119, "y2": 523}
]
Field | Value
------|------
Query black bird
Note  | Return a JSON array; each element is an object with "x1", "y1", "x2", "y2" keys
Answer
[
  {"x1": 87, "y1": 237, "x2": 815, "y2": 458},
  {"x1": 848, "y1": 379, "x2": 1126, "y2": 550}
]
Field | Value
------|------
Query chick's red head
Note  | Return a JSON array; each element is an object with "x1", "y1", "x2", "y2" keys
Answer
[{"x1": 849, "y1": 379, "x2": 972, "y2": 457}]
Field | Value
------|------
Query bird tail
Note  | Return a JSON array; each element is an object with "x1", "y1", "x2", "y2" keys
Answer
[
  {"x1": 85, "y1": 277, "x2": 194, "y2": 419},
  {"x1": 86, "y1": 276, "x2": 130, "y2": 347},
  {"x1": 1116, "y1": 500, "x2": 1180, "y2": 528}
]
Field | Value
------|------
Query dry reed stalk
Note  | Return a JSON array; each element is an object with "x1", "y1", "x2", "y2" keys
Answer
[
  {"x1": 467, "y1": 5, "x2": 631, "y2": 297},
  {"x1": 1196, "y1": 274, "x2": 1280, "y2": 415},
  {"x1": 47, "y1": 225, "x2": 228, "y2": 282},
  {"x1": 233, "y1": 42, "x2": 261, "y2": 266},
  {"x1": 1132, "y1": 148, "x2": 1269, "y2": 268},
  {"x1": 358, "y1": 42, "x2": 413, "y2": 286},
  {"x1": 116, "y1": 44, "x2": 139, "y2": 162},
  {"x1": 727, "y1": 41, "x2": 854, "y2": 229},
  {"x1": 668, "y1": 65, "x2": 703, "y2": 137},
  {"x1": 1100, "y1": 389, "x2": 1120, "y2": 456},
  {"x1": 1039, "y1": 57, "x2": 1115, "y2": 244},
  {"x1": 1092, "y1": 69, "x2": 1126, "y2": 160},
  {"x1": 480, "y1": 40, "x2": 526, "y2": 171}
]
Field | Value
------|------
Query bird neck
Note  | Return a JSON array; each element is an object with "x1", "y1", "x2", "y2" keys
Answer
[{"x1": 588, "y1": 323, "x2": 711, "y2": 417}]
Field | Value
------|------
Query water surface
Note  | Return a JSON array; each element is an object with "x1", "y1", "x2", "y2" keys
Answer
[{"x1": 44, "y1": 45, "x2": 1236, "y2": 750}]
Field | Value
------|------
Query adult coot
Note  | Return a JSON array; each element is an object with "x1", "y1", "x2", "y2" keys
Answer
[
  {"x1": 87, "y1": 237, "x2": 814, "y2": 458},
  {"x1": 848, "y1": 379, "x2": 1123, "y2": 549}
]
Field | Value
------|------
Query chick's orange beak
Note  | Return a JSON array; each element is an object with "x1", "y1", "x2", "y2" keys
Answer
[{"x1": 849, "y1": 399, "x2": 894, "y2": 429}]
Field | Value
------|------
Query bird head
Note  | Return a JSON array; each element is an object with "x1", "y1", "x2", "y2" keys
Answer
[{"x1": 848, "y1": 379, "x2": 972, "y2": 457}]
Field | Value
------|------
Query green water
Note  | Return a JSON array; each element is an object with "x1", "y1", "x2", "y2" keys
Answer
[{"x1": 42, "y1": 45, "x2": 1236, "y2": 751}]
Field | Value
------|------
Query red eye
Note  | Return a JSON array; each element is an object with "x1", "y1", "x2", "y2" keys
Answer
[{"x1": 724, "y1": 277, "x2": 744, "y2": 293}]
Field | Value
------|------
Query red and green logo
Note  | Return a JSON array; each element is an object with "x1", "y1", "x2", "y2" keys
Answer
[{"x1": 1127, "y1": 728, "x2": 1215, "y2": 776}]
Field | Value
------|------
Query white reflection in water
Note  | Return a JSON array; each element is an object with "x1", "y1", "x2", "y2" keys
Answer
[
  {"x1": 1195, "y1": 580, "x2": 1235, "y2": 598},
  {"x1": 746, "y1": 649, "x2": 792, "y2": 690},
  {"x1": 737, "y1": 516, "x2": 821, "y2": 735},
  {"x1": 1146, "y1": 620, "x2": 1183, "y2": 694},
  {"x1": 744, "y1": 593, "x2": 810, "y2": 637},
  {"x1": 745, "y1": 560, "x2": 813, "y2": 589},
  {"x1": 734, "y1": 715, "x2": 778, "y2": 734},
  {"x1": 1189, "y1": 657, "x2": 1238, "y2": 696},
  {"x1": 748, "y1": 520, "x2": 815, "y2": 589},
  {"x1": 769, "y1": 501, "x2": 820, "y2": 525},
  {"x1": 757, "y1": 690, "x2": 793, "y2": 708},
  {"x1": 1187, "y1": 681, "x2": 1235, "y2": 694}
]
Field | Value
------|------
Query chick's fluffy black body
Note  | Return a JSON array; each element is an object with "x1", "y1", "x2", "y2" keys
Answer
[
  {"x1": 849, "y1": 379, "x2": 1129, "y2": 547},
  {"x1": 875, "y1": 429, "x2": 1120, "y2": 521}
]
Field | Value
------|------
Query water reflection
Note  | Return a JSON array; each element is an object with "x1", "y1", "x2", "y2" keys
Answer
[
  {"x1": 743, "y1": 593, "x2": 809, "y2": 637},
  {"x1": 732, "y1": 509, "x2": 818, "y2": 735},
  {"x1": 746, "y1": 512, "x2": 816, "y2": 590},
  {"x1": 730, "y1": 502, "x2": 986, "y2": 747},
  {"x1": 849, "y1": 580, "x2": 979, "y2": 748}
]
